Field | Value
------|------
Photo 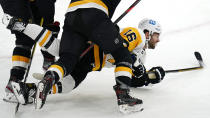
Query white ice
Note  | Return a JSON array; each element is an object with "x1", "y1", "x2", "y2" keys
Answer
[{"x1": 0, "y1": 0, "x2": 210, "y2": 118}]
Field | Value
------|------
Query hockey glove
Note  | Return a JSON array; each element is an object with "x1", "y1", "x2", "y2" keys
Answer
[
  {"x1": 130, "y1": 74, "x2": 148, "y2": 87},
  {"x1": 131, "y1": 52, "x2": 146, "y2": 78},
  {"x1": 132, "y1": 63, "x2": 146, "y2": 78},
  {"x1": 44, "y1": 21, "x2": 60, "y2": 38},
  {"x1": 147, "y1": 66, "x2": 165, "y2": 84},
  {"x1": 2, "y1": 14, "x2": 27, "y2": 32}
]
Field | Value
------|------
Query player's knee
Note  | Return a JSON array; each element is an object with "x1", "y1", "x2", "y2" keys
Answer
[
  {"x1": 113, "y1": 48, "x2": 133, "y2": 87},
  {"x1": 111, "y1": 46, "x2": 133, "y2": 65},
  {"x1": 56, "y1": 53, "x2": 79, "y2": 75},
  {"x1": 15, "y1": 32, "x2": 35, "y2": 48}
]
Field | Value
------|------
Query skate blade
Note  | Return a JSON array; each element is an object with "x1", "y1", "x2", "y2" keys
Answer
[
  {"x1": 11, "y1": 82, "x2": 25, "y2": 104},
  {"x1": 3, "y1": 92, "x2": 18, "y2": 103},
  {"x1": 35, "y1": 82, "x2": 44, "y2": 109},
  {"x1": 3, "y1": 98, "x2": 18, "y2": 103},
  {"x1": 119, "y1": 104, "x2": 144, "y2": 114}
]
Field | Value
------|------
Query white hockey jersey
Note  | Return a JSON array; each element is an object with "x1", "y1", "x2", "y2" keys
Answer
[{"x1": 102, "y1": 27, "x2": 146, "y2": 68}]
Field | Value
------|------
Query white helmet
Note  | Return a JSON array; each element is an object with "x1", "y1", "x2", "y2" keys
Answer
[{"x1": 138, "y1": 18, "x2": 162, "y2": 36}]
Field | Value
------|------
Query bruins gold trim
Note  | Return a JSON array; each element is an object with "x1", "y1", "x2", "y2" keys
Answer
[
  {"x1": 12, "y1": 55, "x2": 30, "y2": 63},
  {"x1": 68, "y1": 0, "x2": 108, "y2": 11},
  {"x1": 52, "y1": 85, "x2": 57, "y2": 94},
  {"x1": 67, "y1": 0, "x2": 109, "y2": 15},
  {"x1": 115, "y1": 67, "x2": 133, "y2": 75},
  {"x1": 49, "y1": 65, "x2": 64, "y2": 77}
]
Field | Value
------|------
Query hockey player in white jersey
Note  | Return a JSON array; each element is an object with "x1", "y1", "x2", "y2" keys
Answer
[{"x1": 3, "y1": 16, "x2": 165, "y2": 113}]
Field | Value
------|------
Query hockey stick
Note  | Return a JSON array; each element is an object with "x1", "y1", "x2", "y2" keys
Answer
[
  {"x1": 80, "y1": 0, "x2": 142, "y2": 58},
  {"x1": 15, "y1": 45, "x2": 38, "y2": 114},
  {"x1": 164, "y1": 51, "x2": 204, "y2": 74},
  {"x1": 33, "y1": 52, "x2": 204, "y2": 80},
  {"x1": 15, "y1": 18, "x2": 44, "y2": 114},
  {"x1": 15, "y1": 41, "x2": 37, "y2": 114}
]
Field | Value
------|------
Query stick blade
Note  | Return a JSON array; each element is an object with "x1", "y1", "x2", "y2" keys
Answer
[
  {"x1": 15, "y1": 103, "x2": 20, "y2": 114},
  {"x1": 194, "y1": 51, "x2": 204, "y2": 67},
  {"x1": 194, "y1": 52, "x2": 203, "y2": 61}
]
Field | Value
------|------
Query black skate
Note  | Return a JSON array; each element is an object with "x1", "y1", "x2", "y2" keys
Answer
[
  {"x1": 35, "y1": 73, "x2": 55, "y2": 109},
  {"x1": 113, "y1": 85, "x2": 143, "y2": 114}
]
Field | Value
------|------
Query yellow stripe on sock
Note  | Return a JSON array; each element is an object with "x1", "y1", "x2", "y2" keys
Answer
[
  {"x1": 52, "y1": 85, "x2": 57, "y2": 94},
  {"x1": 12, "y1": 55, "x2": 30, "y2": 63},
  {"x1": 49, "y1": 65, "x2": 64, "y2": 77},
  {"x1": 115, "y1": 67, "x2": 133, "y2": 75},
  {"x1": 39, "y1": 30, "x2": 51, "y2": 47}
]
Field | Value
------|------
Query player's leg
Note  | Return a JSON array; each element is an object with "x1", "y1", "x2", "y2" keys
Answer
[
  {"x1": 1, "y1": 0, "x2": 36, "y2": 104},
  {"x1": 30, "y1": 0, "x2": 58, "y2": 71},
  {"x1": 35, "y1": 20, "x2": 87, "y2": 108},
  {"x1": 77, "y1": 9, "x2": 143, "y2": 113}
]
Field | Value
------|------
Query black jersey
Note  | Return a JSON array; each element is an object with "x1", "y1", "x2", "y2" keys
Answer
[
  {"x1": 102, "y1": 0, "x2": 121, "y2": 18},
  {"x1": 67, "y1": 0, "x2": 121, "y2": 18}
]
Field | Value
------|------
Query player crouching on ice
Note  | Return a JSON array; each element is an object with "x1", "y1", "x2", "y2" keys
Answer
[{"x1": 3, "y1": 15, "x2": 165, "y2": 113}]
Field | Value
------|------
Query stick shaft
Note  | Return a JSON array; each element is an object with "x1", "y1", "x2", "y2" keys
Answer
[
  {"x1": 165, "y1": 66, "x2": 203, "y2": 73},
  {"x1": 114, "y1": 0, "x2": 141, "y2": 24}
]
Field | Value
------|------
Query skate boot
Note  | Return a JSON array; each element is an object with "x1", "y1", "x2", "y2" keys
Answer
[
  {"x1": 3, "y1": 80, "x2": 17, "y2": 103},
  {"x1": 35, "y1": 71, "x2": 57, "y2": 109},
  {"x1": 4, "y1": 81, "x2": 36, "y2": 104},
  {"x1": 113, "y1": 85, "x2": 143, "y2": 114},
  {"x1": 8, "y1": 81, "x2": 36, "y2": 104}
]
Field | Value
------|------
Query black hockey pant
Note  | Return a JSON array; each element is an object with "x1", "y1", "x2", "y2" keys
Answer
[{"x1": 50, "y1": 8, "x2": 133, "y2": 87}]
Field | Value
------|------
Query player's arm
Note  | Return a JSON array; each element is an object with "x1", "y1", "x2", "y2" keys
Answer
[{"x1": 2, "y1": 14, "x2": 60, "y2": 56}]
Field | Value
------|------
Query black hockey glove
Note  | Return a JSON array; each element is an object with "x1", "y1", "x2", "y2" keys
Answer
[
  {"x1": 147, "y1": 66, "x2": 165, "y2": 84},
  {"x1": 45, "y1": 21, "x2": 60, "y2": 38},
  {"x1": 130, "y1": 74, "x2": 148, "y2": 87},
  {"x1": 132, "y1": 63, "x2": 146, "y2": 78},
  {"x1": 6, "y1": 17, "x2": 27, "y2": 32}
]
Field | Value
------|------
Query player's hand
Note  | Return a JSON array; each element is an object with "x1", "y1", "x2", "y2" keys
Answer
[
  {"x1": 147, "y1": 66, "x2": 165, "y2": 84},
  {"x1": 132, "y1": 63, "x2": 146, "y2": 78},
  {"x1": 2, "y1": 14, "x2": 27, "y2": 32}
]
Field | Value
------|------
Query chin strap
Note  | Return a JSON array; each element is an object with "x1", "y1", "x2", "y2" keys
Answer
[{"x1": 145, "y1": 39, "x2": 149, "y2": 49}]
